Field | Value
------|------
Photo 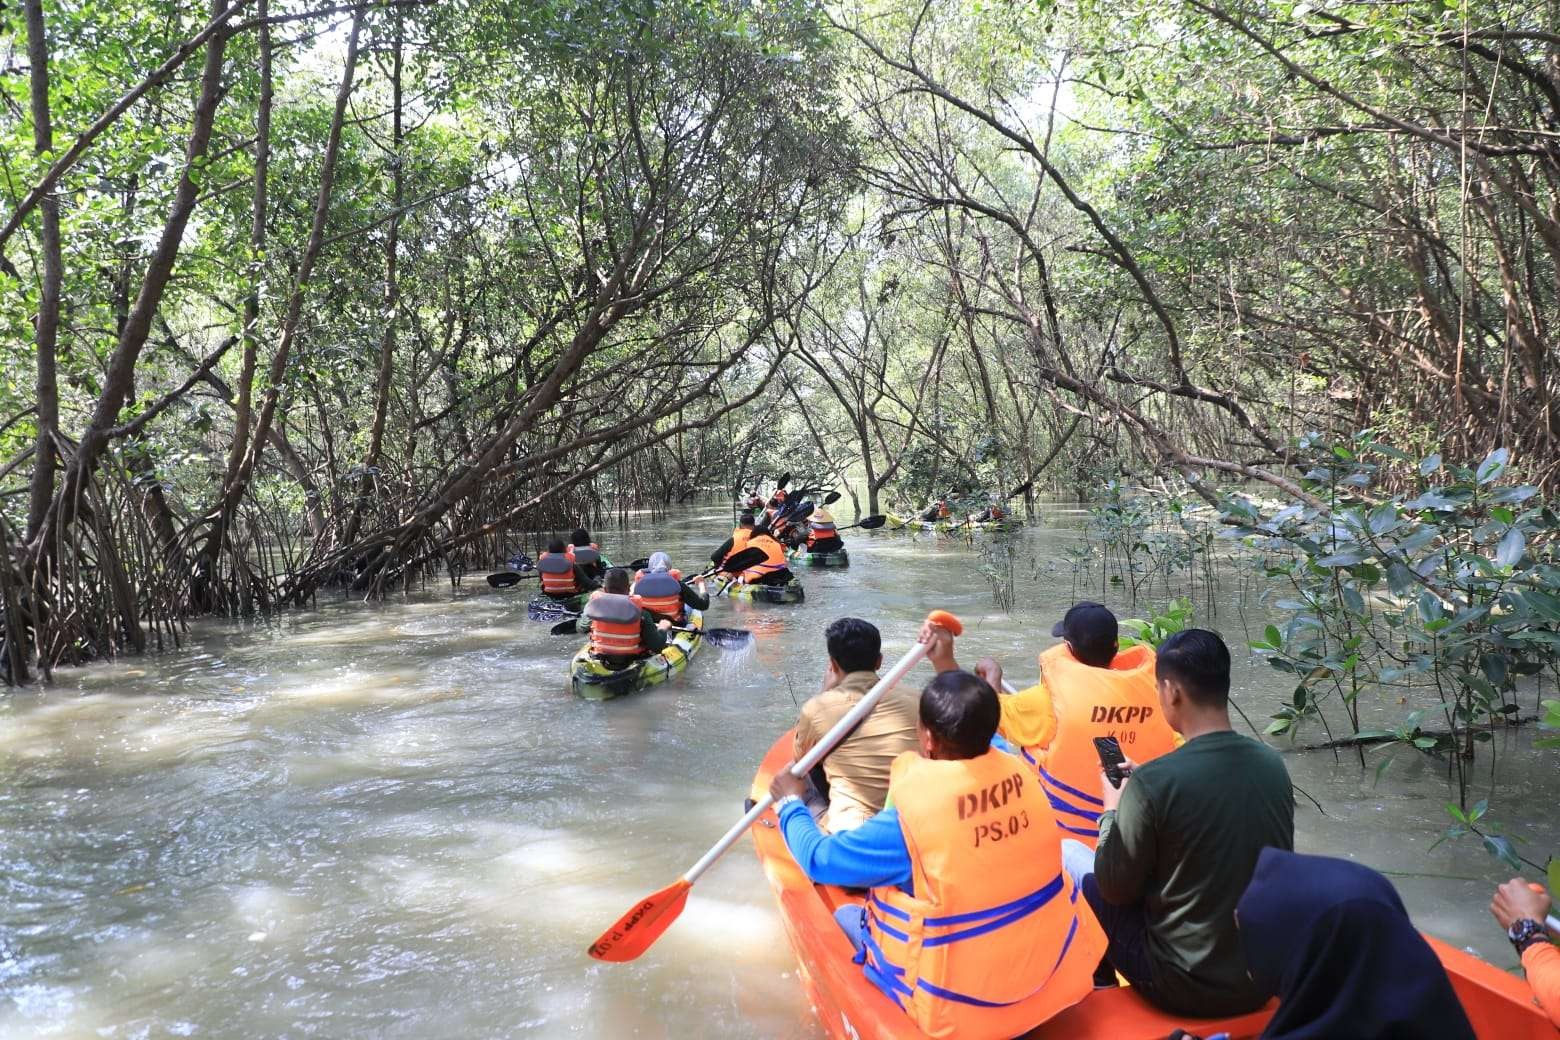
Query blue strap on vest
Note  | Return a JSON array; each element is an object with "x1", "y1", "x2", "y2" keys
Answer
[
  {"x1": 865, "y1": 871, "x2": 1071, "y2": 1008},
  {"x1": 1022, "y1": 753, "x2": 1103, "y2": 838}
]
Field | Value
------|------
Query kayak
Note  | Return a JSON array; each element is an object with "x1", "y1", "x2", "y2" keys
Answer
[
  {"x1": 568, "y1": 609, "x2": 705, "y2": 701},
  {"x1": 747, "y1": 730, "x2": 1554, "y2": 1039},
  {"x1": 529, "y1": 591, "x2": 588, "y2": 615},
  {"x1": 789, "y1": 547, "x2": 850, "y2": 568},
  {"x1": 886, "y1": 511, "x2": 1017, "y2": 533},
  {"x1": 726, "y1": 578, "x2": 806, "y2": 604}
]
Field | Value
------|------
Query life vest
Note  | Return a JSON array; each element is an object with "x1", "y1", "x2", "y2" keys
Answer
[
  {"x1": 567, "y1": 543, "x2": 600, "y2": 567},
  {"x1": 807, "y1": 515, "x2": 838, "y2": 546},
  {"x1": 583, "y1": 592, "x2": 644, "y2": 658},
  {"x1": 536, "y1": 552, "x2": 578, "y2": 595},
  {"x1": 863, "y1": 750, "x2": 1106, "y2": 1038},
  {"x1": 631, "y1": 569, "x2": 684, "y2": 620},
  {"x1": 1021, "y1": 643, "x2": 1177, "y2": 847},
  {"x1": 988, "y1": 505, "x2": 1004, "y2": 520},
  {"x1": 737, "y1": 535, "x2": 789, "y2": 583},
  {"x1": 937, "y1": 502, "x2": 951, "y2": 519}
]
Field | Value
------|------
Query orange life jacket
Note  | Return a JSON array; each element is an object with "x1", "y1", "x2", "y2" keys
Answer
[
  {"x1": 937, "y1": 502, "x2": 951, "y2": 519},
  {"x1": 537, "y1": 552, "x2": 579, "y2": 595},
  {"x1": 737, "y1": 534, "x2": 789, "y2": 584},
  {"x1": 807, "y1": 520, "x2": 838, "y2": 546},
  {"x1": 863, "y1": 750, "x2": 1106, "y2": 1038},
  {"x1": 631, "y1": 569, "x2": 684, "y2": 620},
  {"x1": 583, "y1": 592, "x2": 644, "y2": 658},
  {"x1": 989, "y1": 505, "x2": 1004, "y2": 520},
  {"x1": 567, "y1": 543, "x2": 600, "y2": 567},
  {"x1": 1021, "y1": 643, "x2": 1177, "y2": 847},
  {"x1": 722, "y1": 527, "x2": 753, "y2": 564}
]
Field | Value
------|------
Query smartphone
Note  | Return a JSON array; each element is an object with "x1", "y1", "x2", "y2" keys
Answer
[{"x1": 1094, "y1": 736, "x2": 1127, "y2": 788}]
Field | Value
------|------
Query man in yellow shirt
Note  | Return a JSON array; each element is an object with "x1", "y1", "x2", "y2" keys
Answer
[{"x1": 793, "y1": 618, "x2": 920, "y2": 831}]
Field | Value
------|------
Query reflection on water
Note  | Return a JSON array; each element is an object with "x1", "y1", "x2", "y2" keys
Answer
[{"x1": 1, "y1": 503, "x2": 1555, "y2": 1038}]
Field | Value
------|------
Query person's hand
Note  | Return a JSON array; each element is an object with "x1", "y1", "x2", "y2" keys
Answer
[
  {"x1": 976, "y1": 657, "x2": 1005, "y2": 693},
  {"x1": 770, "y1": 766, "x2": 808, "y2": 804},
  {"x1": 919, "y1": 620, "x2": 959, "y2": 673},
  {"x1": 1490, "y1": 877, "x2": 1552, "y2": 930},
  {"x1": 657, "y1": 619, "x2": 673, "y2": 631},
  {"x1": 1100, "y1": 758, "x2": 1137, "y2": 813}
]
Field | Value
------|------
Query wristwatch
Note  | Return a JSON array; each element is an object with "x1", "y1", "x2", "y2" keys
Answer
[{"x1": 1507, "y1": 918, "x2": 1547, "y2": 953}]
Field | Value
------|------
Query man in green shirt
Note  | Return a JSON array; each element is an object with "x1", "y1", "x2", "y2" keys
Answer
[{"x1": 1063, "y1": 628, "x2": 1294, "y2": 1016}]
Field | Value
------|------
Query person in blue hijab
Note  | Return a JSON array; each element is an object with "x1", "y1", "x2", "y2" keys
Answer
[{"x1": 1235, "y1": 847, "x2": 1475, "y2": 1039}]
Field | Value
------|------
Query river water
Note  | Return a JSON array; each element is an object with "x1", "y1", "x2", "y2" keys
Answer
[{"x1": 2, "y1": 503, "x2": 1556, "y2": 1038}]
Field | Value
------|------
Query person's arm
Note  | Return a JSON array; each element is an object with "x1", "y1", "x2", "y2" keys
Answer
[
  {"x1": 777, "y1": 801, "x2": 913, "y2": 889},
  {"x1": 1093, "y1": 768, "x2": 1156, "y2": 906},
  {"x1": 996, "y1": 680, "x2": 1058, "y2": 750},
  {"x1": 681, "y1": 581, "x2": 710, "y2": 610},
  {"x1": 1522, "y1": 943, "x2": 1560, "y2": 1028},
  {"x1": 793, "y1": 700, "x2": 821, "y2": 761},
  {"x1": 574, "y1": 565, "x2": 599, "y2": 591},
  {"x1": 710, "y1": 537, "x2": 734, "y2": 565},
  {"x1": 641, "y1": 614, "x2": 668, "y2": 652}
]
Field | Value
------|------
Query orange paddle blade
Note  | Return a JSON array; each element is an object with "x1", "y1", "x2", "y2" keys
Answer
[
  {"x1": 588, "y1": 878, "x2": 691, "y2": 962},
  {"x1": 925, "y1": 608, "x2": 963, "y2": 636}
]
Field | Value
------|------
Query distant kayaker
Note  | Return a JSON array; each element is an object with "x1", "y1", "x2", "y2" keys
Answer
[
  {"x1": 710, "y1": 512, "x2": 756, "y2": 567},
  {"x1": 769, "y1": 668, "x2": 1106, "y2": 1037},
  {"x1": 973, "y1": 499, "x2": 1006, "y2": 523},
  {"x1": 918, "y1": 498, "x2": 951, "y2": 522},
  {"x1": 1059, "y1": 629, "x2": 1294, "y2": 1017},
  {"x1": 536, "y1": 539, "x2": 599, "y2": 599},
  {"x1": 581, "y1": 568, "x2": 671, "y2": 670},
  {"x1": 631, "y1": 552, "x2": 709, "y2": 624},
  {"x1": 799, "y1": 508, "x2": 843, "y2": 555},
  {"x1": 952, "y1": 602, "x2": 1180, "y2": 848},
  {"x1": 1489, "y1": 877, "x2": 1560, "y2": 1028},
  {"x1": 1237, "y1": 849, "x2": 1476, "y2": 1038},
  {"x1": 764, "y1": 488, "x2": 788, "y2": 525},
  {"x1": 733, "y1": 523, "x2": 792, "y2": 586},
  {"x1": 792, "y1": 618, "x2": 918, "y2": 832},
  {"x1": 567, "y1": 528, "x2": 606, "y2": 580}
]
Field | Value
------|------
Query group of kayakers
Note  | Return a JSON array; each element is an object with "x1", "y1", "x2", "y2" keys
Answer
[
  {"x1": 766, "y1": 603, "x2": 1560, "y2": 1039},
  {"x1": 915, "y1": 493, "x2": 1007, "y2": 524}
]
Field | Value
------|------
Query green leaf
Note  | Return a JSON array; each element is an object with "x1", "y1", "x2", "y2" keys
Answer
[
  {"x1": 1476, "y1": 447, "x2": 1510, "y2": 485},
  {"x1": 1413, "y1": 736, "x2": 1439, "y2": 749},
  {"x1": 1418, "y1": 453, "x2": 1442, "y2": 476},
  {"x1": 1494, "y1": 527, "x2": 1525, "y2": 568},
  {"x1": 1483, "y1": 834, "x2": 1522, "y2": 872},
  {"x1": 1264, "y1": 624, "x2": 1282, "y2": 648},
  {"x1": 1547, "y1": 858, "x2": 1559, "y2": 897}
]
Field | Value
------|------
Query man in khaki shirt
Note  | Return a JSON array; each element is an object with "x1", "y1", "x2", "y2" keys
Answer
[{"x1": 794, "y1": 618, "x2": 920, "y2": 831}]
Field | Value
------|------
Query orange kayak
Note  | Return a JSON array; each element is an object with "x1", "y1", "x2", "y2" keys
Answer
[{"x1": 748, "y1": 730, "x2": 1554, "y2": 1039}]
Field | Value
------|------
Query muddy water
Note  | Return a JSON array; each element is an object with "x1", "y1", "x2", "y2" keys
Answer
[{"x1": 2, "y1": 503, "x2": 1555, "y2": 1038}]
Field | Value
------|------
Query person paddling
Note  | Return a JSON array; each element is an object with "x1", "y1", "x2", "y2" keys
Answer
[
  {"x1": 919, "y1": 497, "x2": 952, "y2": 522},
  {"x1": 710, "y1": 512, "x2": 756, "y2": 568},
  {"x1": 798, "y1": 507, "x2": 843, "y2": 555},
  {"x1": 950, "y1": 602, "x2": 1180, "y2": 847},
  {"x1": 1489, "y1": 877, "x2": 1560, "y2": 1027},
  {"x1": 581, "y1": 568, "x2": 671, "y2": 670},
  {"x1": 537, "y1": 539, "x2": 599, "y2": 599},
  {"x1": 769, "y1": 668, "x2": 1106, "y2": 1038},
  {"x1": 631, "y1": 552, "x2": 709, "y2": 624},
  {"x1": 733, "y1": 522, "x2": 792, "y2": 586},
  {"x1": 567, "y1": 528, "x2": 606, "y2": 580}
]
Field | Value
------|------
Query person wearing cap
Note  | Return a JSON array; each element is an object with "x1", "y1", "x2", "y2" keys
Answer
[
  {"x1": 800, "y1": 507, "x2": 843, "y2": 554},
  {"x1": 975, "y1": 603, "x2": 1180, "y2": 849},
  {"x1": 630, "y1": 551, "x2": 709, "y2": 623},
  {"x1": 710, "y1": 511, "x2": 757, "y2": 568}
]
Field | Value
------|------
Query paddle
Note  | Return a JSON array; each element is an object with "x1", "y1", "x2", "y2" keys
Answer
[
  {"x1": 821, "y1": 491, "x2": 841, "y2": 505},
  {"x1": 775, "y1": 472, "x2": 791, "y2": 490},
  {"x1": 486, "y1": 570, "x2": 537, "y2": 588},
  {"x1": 588, "y1": 609, "x2": 964, "y2": 962},
  {"x1": 833, "y1": 514, "x2": 886, "y2": 533}
]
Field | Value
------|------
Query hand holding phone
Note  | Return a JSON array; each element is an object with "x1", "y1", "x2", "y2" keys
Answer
[{"x1": 1094, "y1": 736, "x2": 1127, "y2": 789}]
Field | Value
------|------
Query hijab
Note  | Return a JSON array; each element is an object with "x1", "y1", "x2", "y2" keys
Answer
[
  {"x1": 647, "y1": 551, "x2": 672, "y2": 572},
  {"x1": 1237, "y1": 848, "x2": 1475, "y2": 1040}
]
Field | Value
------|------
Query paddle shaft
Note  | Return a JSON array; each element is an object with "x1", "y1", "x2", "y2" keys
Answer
[
  {"x1": 1549, "y1": 913, "x2": 1560, "y2": 934},
  {"x1": 680, "y1": 639, "x2": 932, "y2": 886}
]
